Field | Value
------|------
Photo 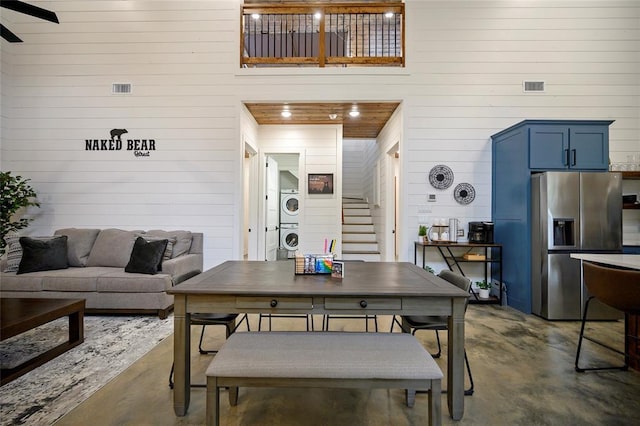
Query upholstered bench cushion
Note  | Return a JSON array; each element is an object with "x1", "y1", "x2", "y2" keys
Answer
[{"x1": 207, "y1": 331, "x2": 443, "y2": 380}]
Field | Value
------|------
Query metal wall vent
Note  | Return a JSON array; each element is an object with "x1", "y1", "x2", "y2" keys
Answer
[
  {"x1": 523, "y1": 81, "x2": 545, "y2": 92},
  {"x1": 112, "y1": 83, "x2": 132, "y2": 94}
]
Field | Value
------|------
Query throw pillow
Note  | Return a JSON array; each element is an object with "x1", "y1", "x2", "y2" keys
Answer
[
  {"x1": 135, "y1": 234, "x2": 175, "y2": 263},
  {"x1": 145, "y1": 230, "x2": 192, "y2": 258},
  {"x1": 3, "y1": 234, "x2": 22, "y2": 272},
  {"x1": 54, "y1": 228, "x2": 101, "y2": 267},
  {"x1": 17, "y1": 236, "x2": 69, "y2": 274},
  {"x1": 125, "y1": 237, "x2": 168, "y2": 275}
]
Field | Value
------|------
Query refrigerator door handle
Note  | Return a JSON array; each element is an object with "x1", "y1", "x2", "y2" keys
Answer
[{"x1": 571, "y1": 149, "x2": 577, "y2": 166}]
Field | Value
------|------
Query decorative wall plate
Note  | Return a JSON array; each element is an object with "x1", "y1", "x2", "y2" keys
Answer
[
  {"x1": 454, "y1": 183, "x2": 476, "y2": 205},
  {"x1": 428, "y1": 165, "x2": 454, "y2": 190}
]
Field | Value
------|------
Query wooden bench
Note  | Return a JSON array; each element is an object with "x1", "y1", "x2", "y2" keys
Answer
[{"x1": 206, "y1": 331, "x2": 443, "y2": 426}]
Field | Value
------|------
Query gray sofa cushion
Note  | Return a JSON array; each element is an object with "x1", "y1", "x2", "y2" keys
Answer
[
  {"x1": 40, "y1": 267, "x2": 116, "y2": 292},
  {"x1": 54, "y1": 228, "x2": 101, "y2": 267},
  {"x1": 0, "y1": 272, "x2": 44, "y2": 291},
  {"x1": 96, "y1": 271, "x2": 173, "y2": 293},
  {"x1": 145, "y1": 230, "x2": 192, "y2": 258},
  {"x1": 87, "y1": 229, "x2": 138, "y2": 268}
]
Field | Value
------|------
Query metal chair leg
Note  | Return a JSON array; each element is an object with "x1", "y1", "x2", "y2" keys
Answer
[
  {"x1": 575, "y1": 297, "x2": 628, "y2": 372},
  {"x1": 463, "y1": 350, "x2": 474, "y2": 395}
]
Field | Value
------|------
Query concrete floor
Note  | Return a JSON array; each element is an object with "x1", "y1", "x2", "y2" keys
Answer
[{"x1": 55, "y1": 305, "x2": 640, "y2": 425}]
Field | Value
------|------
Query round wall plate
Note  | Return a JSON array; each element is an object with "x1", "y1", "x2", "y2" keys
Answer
[
  {"x1": 454, "y1": 183, "x2": 476, "y2": 204},
  {"x1": 428, "y1": 165, "x2": 454, "y2": 190}
]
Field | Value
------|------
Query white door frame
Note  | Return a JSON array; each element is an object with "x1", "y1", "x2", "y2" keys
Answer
[
  {"x1": 384, "y1": 142, "x2": 400, "y2": 261},
  {"x1": 243, "y1": 142, "x2": 259, "y2": 260}
]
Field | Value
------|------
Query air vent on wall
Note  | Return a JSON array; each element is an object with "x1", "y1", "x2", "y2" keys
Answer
[
  {"x1": 112, "y1": 83, "x2": 132, "y2": 94},
  {"x1": 523, "y1": 81, "x2": 545, "y2": 93}
]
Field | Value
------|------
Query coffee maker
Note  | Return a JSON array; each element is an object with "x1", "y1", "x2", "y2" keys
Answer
[{"x1": 468, "y1": 221, "x2": 494, "y2": 244}]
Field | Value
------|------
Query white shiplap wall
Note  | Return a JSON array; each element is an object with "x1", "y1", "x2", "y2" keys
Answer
[
  {"x1": 1, "y1": 0, "x2": 638, "y2": 269},
  {"x1": 342, "y1": 139, "x2": 373, "y2": 199}
]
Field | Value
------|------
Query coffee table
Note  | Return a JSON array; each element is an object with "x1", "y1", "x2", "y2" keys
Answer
[{"x1": 1, "y1": 298, "x2": 85, "y2": 386}]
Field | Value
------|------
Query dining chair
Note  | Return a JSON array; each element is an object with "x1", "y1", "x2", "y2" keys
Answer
[
  {"x1": 169, "y1": 313, "x2": 250, "y2": 388},
  {"x1": 258, "y1": 313, "x2": 314, "y2": 331},
  {"x1": 322, "y1": 260, "x2": 378, "y2": 332},
  {"x1": 574, "y1": 261, "x2": 640, "y2": 372},
  {"x1": 390, "y1": 269, "x2": 474, "y2": 395}
]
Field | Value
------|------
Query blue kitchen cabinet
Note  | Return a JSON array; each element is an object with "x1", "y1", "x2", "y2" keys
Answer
[
  {"x1": 491, "y1": 119, "x2": 614, "y2": 314},
  {"x1": 529, "y1": 123, "x2": 611, "y2": 170}
]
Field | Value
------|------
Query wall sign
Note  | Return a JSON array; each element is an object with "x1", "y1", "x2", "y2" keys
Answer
[
  {"x1": 308, "y1": 173, "x2": 334, "y2": 194},
  {"x1": 85, "y1": 128, "x2": 156, "y2": 157}
]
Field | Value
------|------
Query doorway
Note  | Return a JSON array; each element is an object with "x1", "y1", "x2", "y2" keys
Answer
[{"x1": 267, "y1": 153, "x2": 300, "y2": 260}]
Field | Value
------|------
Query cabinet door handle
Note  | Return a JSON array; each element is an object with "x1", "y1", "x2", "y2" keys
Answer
[
  {"x1": 564, "y1": 149, "x2": 570, "y2": 166},
  {"x1": 571, "y1": 149, "x2": 576, "y2": 166}
]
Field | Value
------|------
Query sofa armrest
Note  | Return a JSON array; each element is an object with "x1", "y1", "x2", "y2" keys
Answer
[{"x1": 162, "y1": 253, "x2": 203, "y2": 284}]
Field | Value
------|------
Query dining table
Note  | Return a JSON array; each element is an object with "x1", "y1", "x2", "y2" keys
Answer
[{"x1": 167, "y1": 260, "x2": 470, "y2": 420}]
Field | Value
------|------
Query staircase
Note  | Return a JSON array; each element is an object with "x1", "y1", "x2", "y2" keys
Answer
[{"x1": 341, "y1": 198, "x2": 381, "y2": 261}]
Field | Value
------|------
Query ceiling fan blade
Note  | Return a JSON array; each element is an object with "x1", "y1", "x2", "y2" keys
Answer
[
  {"x1": 1, "y1": 0, "x2": 59, "y2": 23},
  {"x1": 1, "y1": 23, "x2": 23, "y2": 42}
]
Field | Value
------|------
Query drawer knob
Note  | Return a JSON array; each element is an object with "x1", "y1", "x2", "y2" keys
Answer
[
  {"x1": 359, "y1": 300, "x2": 368, "y2": 308},
  {"x1": 270, "y1": 299, "x2": 278, "y2": 308}
]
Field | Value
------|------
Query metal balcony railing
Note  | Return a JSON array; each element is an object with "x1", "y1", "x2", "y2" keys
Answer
[{"x1": 241, "y1": 3, "x2": 405, "y2": 68}]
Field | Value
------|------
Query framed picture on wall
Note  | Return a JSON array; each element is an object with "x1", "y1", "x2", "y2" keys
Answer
[{"x1": 308, "y1": 173, "x2": 334, "y2": 194}]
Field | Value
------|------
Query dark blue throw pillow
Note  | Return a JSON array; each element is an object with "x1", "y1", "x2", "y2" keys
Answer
[
  {"x1": 17, "y1": 236, "x2": 69, "y2": 274},
  {"x1": 125, "y1": 236, "x2": 168, "y2": 275}
]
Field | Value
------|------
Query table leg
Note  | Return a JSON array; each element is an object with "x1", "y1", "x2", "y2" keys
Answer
[
  {"x1": 448, "y1": 298, "x2": 465, "y2": 420},
  {"x1": 173, "y1": 296, "x2": 191, "y2": 416},
  {"x1": 69, "y1": 308, "x2": 84, "y2": 344}
]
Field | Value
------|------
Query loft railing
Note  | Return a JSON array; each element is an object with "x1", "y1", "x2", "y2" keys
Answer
[{"x1": 241, "y1": 3, "x2": 405, "y2": 68}]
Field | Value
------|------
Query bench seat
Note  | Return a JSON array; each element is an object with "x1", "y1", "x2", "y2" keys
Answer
[{"x1": 206, "y1": 331, "x2": 443, "y2": 426}]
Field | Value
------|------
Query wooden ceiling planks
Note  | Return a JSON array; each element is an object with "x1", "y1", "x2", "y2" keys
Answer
[{"x1": 244, "y1": 102, "x2": 400, "y2": 138}]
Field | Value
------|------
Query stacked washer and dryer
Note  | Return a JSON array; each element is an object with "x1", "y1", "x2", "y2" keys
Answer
[{"x1": 280, "y1": 189, "x2": 299, "y2": 257}]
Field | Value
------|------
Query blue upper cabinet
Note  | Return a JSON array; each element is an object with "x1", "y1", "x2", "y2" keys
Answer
[
  {"x1": 491, "y1": 119, "x2": 614, "y2": 314},
  {"x1": 528, "y1": 121, "x2": 611, "y2": 170}
]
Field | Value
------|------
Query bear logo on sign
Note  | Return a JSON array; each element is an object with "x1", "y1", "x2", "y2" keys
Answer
[{"x1": 110, "y1": 128, "x2": 128, "y2": 142}]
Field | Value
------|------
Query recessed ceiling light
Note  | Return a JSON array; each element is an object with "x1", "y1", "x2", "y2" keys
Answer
[
  {"x1": 329, "y1": 114, "x2": 337, "y2": 120},
  {"x1": 349, "y1": 110, "x2": 360, "y2": 118},
  {"x1": 385, "y1": 12, "x2": 394, "y2": 18},
  {"x1": 251, "y1": 13, "x2": 260, "y2": 19},
  {"x1": 281, "y1": 110, "x2": 292, "y2": 118}
]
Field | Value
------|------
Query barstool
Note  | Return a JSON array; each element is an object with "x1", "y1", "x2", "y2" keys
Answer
[{"x1": 575, "y1": 261, "x2": 640, "y2": 372}]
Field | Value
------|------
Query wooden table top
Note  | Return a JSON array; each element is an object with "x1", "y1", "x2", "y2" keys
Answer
[
  {"x1": 168, "y1": 261, "x2": 470, "y2": 299},
  {"x1": 1, "y1": 298, "x2": 85, "y2": 340},
  {"x1": 570, "y1": 253, "x2": 640, "y2": 270}
]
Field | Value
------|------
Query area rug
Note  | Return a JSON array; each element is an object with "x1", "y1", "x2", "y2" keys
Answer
[{"x1": 0, "y1": 314, "x2": 174, "y2": 426}]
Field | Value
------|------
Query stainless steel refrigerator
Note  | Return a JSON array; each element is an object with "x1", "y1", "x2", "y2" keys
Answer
[{"x1": 531, "y1": 172, "x2": 623, "y2": 320}]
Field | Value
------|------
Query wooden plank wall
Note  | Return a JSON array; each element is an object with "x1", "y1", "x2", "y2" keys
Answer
[{"x1": 1, "y1": 0, "x2": 638, "y2": 267}]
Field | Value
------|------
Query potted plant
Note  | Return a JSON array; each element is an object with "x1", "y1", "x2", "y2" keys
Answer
[
  {"x1": 1, "y1": 171, "x2": 40, "y2": 256},
  {"x1": 476, "y1": 280, "x2": 491, "y2": 299},
  {"x1": 418, "y1": 225, "x2": 427, "y2": 243}
]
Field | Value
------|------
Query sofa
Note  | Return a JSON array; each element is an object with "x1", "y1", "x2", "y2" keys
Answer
[{"x1": 0, "y1": 228, "x2": 203, "y2": 319}]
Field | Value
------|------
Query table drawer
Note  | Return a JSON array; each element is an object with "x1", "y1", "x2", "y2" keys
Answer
[
  {"x1": 324, "y1": 298, "x2": 401, "y2": 310},
  {"x1": 236, "y1": 297, "x2": 313, "y2": 310}
]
